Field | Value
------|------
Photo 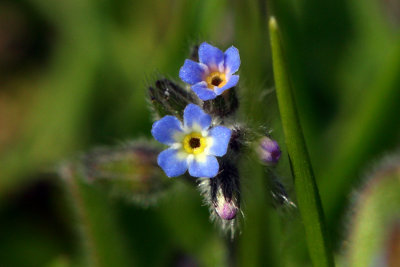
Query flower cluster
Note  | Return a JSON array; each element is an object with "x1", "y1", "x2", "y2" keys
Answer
[
  {"x1": 151, "y1": 42, "x2": 241, "y2": 179},
  {"x1": 60, "y1": 42, "x2": 293, "y2": 238},
  {"x1": 148, "y1": 42, "x2": 289, "y2": 231}
]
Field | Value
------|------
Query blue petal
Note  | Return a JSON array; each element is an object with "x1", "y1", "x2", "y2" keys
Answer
[
  {"x1": 183, "y1": 103, "x2": 212, "y2": 130},
  {"x1": 191, "y1": 81, "x2": 217, "y2": 101},
  {"x1": 198, "y1": 42, "x2": 224, "y2": 69},
  {"x1": 157, "y1": 148, "x2": 188, "y2": 177},
  {"x1": 151, "y1": 116, "x2": 183, "y2": 145},
  {"x1": 188, "y1": 155, "x2": 219, "y2": 178},
  {"x1": 208, "y1": 126, "x2": 232, "y2": 156},
  {"x1": 214, "y1": 75, "x2": 239, "y2": 95},
  {"x1": 179, "y1": 59, "x2": 206, "y2": 85},
  {"x1": 224, "y1": 46, "x2": 240, "y2": 75}
]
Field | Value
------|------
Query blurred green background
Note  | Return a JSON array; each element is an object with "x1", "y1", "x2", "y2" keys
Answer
[{"x1": 1, "y1": 0, "x2": 399, "y2": 266}]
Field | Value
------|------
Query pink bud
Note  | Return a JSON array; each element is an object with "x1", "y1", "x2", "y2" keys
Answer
[
  {"x1": 258, "y1": 136, "x2": 281, "y2": 165},
  {"x1": 215, "y1": 196, "x2": 238, "y2": 220}
]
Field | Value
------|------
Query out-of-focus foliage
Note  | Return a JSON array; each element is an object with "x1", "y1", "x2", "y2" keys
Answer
[
  {"x1": 346, "y1": 156, "x2": 400, "y2": 267},
  {"x1": 0, "y1": 0, "x2": 399, "y2": 266}
]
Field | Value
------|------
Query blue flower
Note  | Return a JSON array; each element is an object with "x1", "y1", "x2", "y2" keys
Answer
[
  {"x1": 151, "y1": 104, "x2": 232, "y2": 178},
  {"x1": 179, "y1": 42, "x2": 240, "y2": 101}
]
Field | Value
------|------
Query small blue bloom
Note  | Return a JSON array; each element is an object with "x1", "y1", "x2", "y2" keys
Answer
[
  {"x1": 151, "y1": 104, "x2": 232, "y2": 178},
  {"x1": 179, "y1": 42, "x2": 240, "y2": 101}
]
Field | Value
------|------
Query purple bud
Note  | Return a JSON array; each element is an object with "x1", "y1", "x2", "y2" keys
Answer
[
  {"x1": 258, "y1": 136, "x2": 281, "y2": 165},
  {"x1": 199, "y1": 159, "x2": 241, "y2": 234},
  {"x1": 215, "y1": 193, "x2": 238, "y2": 220}
]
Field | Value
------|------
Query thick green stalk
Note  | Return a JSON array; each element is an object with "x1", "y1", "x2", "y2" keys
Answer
[{"x1": 269, "y1": 17, "x2": 334, "y2": 267}]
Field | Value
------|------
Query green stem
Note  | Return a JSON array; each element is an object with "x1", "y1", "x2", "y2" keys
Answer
[
  {"x1": 268, "y1": 17, "x2": 334, "y2": 267},
  {"x1": 60, "y1": 163, "x2": 132, "y2": 267}
]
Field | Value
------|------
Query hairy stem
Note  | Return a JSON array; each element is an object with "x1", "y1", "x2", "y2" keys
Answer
[{"x1": 59, "y1": 163, "x2": 132, "y2": 267}]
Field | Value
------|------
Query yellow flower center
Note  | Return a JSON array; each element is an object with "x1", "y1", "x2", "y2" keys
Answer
[
  {"x1": 183, "y1": 132, "x2": 207, "y2": 155},
  {"x1": 206, "y1": 72, "x2": 227, "y2": 89}
]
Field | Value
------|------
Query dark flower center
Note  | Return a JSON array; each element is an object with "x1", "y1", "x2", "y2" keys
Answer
[
  {"x1": 189, "y1": 137, "x2": 201, "y2": 148},
  {"x1": 211, "y1": 76, "x2": 223, "y2": 87}
]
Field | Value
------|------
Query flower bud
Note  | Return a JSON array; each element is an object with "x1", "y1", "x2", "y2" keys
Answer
[
  {"x1": 148, "y1": 78, "x2": 197, "y2": 120},
  {"x1": 199, "y1": 158, "x2": 241, "y2": 236},
  {"x1": 202, "y1": 88, "x2": 239, "y2": 118},
  {"x1": 257, "y1": 136, "x2": 281, "y2": 165},
  {"x1": 215, "y1": 190, "x2": 239, "y2": 220},
  {"x1": 226, "y1": 125, "x2": 253, "y2": 158},
  {"x1": 267, "y1": 169, "x2": 296, "y2": 209},
  {"x1": 189, "y1": 44, "x2": 199, "y2": 61},
  {"x1": 81, "y1": 141, "x2": 170, "y2": 205}
]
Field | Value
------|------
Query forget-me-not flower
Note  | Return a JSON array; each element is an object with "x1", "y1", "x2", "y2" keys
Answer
[
  {"x1": 151, "y1": 104, "x2": 231, "y2": 178},
  {"x1": 179, "y1": 42, "x2": 240, "y2": 101}
]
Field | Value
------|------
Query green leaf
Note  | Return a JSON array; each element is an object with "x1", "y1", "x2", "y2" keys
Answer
[{"x1": 269, "y1": 17, "x2": 334, "y2": 267}]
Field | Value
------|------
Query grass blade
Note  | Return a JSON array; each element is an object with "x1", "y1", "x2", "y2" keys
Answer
[{"x1": 268, "y1": 17, "x2": 334, "y2": 267}]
